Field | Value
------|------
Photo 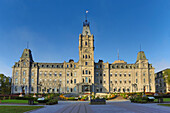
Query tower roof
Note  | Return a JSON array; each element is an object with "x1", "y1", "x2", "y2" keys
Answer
[
  {"x1": 21, "y1": 49, "x2": 34, "y2": 62},
  {"x1": 82, "y1": 20, "x2": 91, "y2": 36},
  {"x1": 136, "y1": 51, "x2": 147, "y2": 62}
]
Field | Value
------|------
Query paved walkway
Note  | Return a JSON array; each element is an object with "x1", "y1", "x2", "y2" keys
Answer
[{"x1": 23, "y1": 101, "x2": 170, "y2": 113}]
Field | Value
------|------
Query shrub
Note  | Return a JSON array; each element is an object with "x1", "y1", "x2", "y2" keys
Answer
[
  {"x1": 68, "y1": 97, "x2": 75, "y2": 100},
  {"x1": 46, "y1": 98, "x2": 58, "y2": 105}
]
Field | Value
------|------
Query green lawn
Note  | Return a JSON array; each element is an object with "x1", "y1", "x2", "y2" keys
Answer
[
  {"x1": 158, "y1": 104, "x2": 170, "y2": 107},
  {"x1": 154, "y1": 98, "x2": 170, "y2": 102},
  {"x1": 1, "y1": 99, "x2": 38, "y2": 104},
  {"x1": 0, "y1": 106, "x2": 44, "y2": 113}
]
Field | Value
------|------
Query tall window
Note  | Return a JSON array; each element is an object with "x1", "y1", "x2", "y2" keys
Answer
[
  {"x1": 15, "y1": 78, "x2": 18, "y2": 84},
  {"x1": 67, "y1": 79, "x2": 69, "y2": 84},
  {"x1": 67, "y1": 65, "x2": 69, "y2": 68},
  {"x1": 74, "y1": 79, "x2": 76, "y2": 83},
  {"x1": 74, "y1": 87, "x2": 76, "y2": 92},
  {"x1": 32, "y1": 72, "x2": 34, "y2": 76},
  {"x1": 120, "y1": 73, "x2": 122, "y2": 77},
  {"x1": 32, "y1": 79, "x2": 34, "y2": 83},
  {"x1": 85, "y1": 41, "x2": 87, "y2": 46},
  {"x1": 67, "y1": 87, "x2": 69, "y2": 92},
  {"x1": 110, "y1": 73, "x2": 112, "y2": 77},
  {"x1": 104, "y1": 73, "x2": 106, "y2": 76},
  {"x1": 129, "y1": 73, "x2": 131, "y2": 77},
  {"x1": 86, "y1": 70, "x2": 88, "y2": 74},
  {"x1": 124, "y1": 73, "x2": 126, "y2": 77},
  {"x1": 54, "y1": 72, "x2": 57, "y2": 76},
  {"x1": 136, "y1": 79, "x2": 138, "y2": 83},
  {"x1": 85, "y1": 77, "x2": 88, "y2": 83},
  {"x1": 115, "y1": 73, "x2": 117, "y2": 77},
  {"x1": 16, "y1": 71, "x2": 18, "y2": 76},
  {"x1": 23, "y1": 78, "x2": 25, "y2": 84},
  {"x1": 67, "y1": 72, "x2": 69, "y2": 76},
  {"x1": 136, "y1": 72, "x2": 138, "y2": 76},
  {"x1": 44, "y1": 72, "x2": 47, "y2": 76},
  {"x1": 49, "y1": 72, "x2": 52, "y2": 76},
  {"x1": 144, "y1": 78, "x2": 145, "y2": 83},
  {"x1": 74, "y1": 72, "x2": 76, "y2": 76},
  {"x1": 143, "y1": 73, "x2": 145, "y2": 76},
  {"x1": 23, "y1": 70, "x2": 26, "y2": 76},
  {"x1": 15, "y1": 86, "x2": 17, "y2": 91},
  {"x1": 96, "y1": 72, "x2": 98, "y2": 76},
  {"x1": 85, "y1": 62, "x2": 88, "y2": 65}
]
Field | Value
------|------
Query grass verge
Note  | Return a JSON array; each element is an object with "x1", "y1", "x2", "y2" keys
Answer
[
  {"x1": 158, "y1": 104, "x2": 170, "y2": 107},
  {"x1": 1, "y1": 99, "x2": 38, "y2": 104},
  {"x1": 0, "y1": 106, "x2": 44, "y2": 113}
]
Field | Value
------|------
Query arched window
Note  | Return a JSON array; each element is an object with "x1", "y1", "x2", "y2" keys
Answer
[
  {"x1": 85, "y1": 41, "x2": 87, "y2": 46},
  {"x1": 71, "y1": 79, "x2": 73, "y2": 84},
  {"x1": 85, "y1": 55, "x2": 87, "y2": 59},
  {"x1": 83, "y1": 70, "x2": 84, "y2": 74},
  {"x1": 85, "y1": 77, "x2": 88, "y2": 83},
  {"x1": 86, "y1": 70, "x2": 88, "y2": 74},
  {"x1": 89, "y1": 71, "x2": 91, "y2": 74}
]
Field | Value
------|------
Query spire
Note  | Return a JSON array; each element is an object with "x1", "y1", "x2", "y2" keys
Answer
[
  {"x1": 21, "y1": 49, "x2": 34, "y2": 62},
  {"x1": 136, "y1": 51, "x2": 147, "y2": 62},
  {"x1": 82, "y1": 11, "x2": 91, "y2": 36}
]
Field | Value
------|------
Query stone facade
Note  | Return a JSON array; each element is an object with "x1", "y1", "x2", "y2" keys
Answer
[
  {"x1": 11, "y1": 19, "x2": 155, "y2": 94},
  {"x1": 155, "y1": 69, "x2": 170, "y2": 93}
]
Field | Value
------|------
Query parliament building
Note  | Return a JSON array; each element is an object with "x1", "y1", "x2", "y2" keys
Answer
[{"x1": 11, "y1": 19, "x2": 155, "y2": 94}]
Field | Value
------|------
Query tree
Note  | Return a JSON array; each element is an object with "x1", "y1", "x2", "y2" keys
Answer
[
  {"x1": 0, "y1": 74, "x2": 11, "y2": 95},
  {"x1": 162, "y1": 69, "x2": 170, "y2": 91}
]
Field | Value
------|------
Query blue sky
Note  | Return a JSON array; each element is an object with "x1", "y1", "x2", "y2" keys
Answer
[{"x1": 0, "y1": 0, "x2": 170, "y2": 77}]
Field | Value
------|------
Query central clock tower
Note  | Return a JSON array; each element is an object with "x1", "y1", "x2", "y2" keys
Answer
[{"x1": 78, "y1": 19, "x2": 95, "y2": 92}]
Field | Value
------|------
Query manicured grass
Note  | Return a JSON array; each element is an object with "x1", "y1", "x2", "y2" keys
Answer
[
  {"x1": 1, "y1": 99, "x2": 38, "y2": 104},
  {"x1": 158, "y1": 104, "x2": 170, "y2": 107},
  {"x1": 0, "y1": 106, "x2": 44, "y2": 113},
  {"x1": 154, "y1": 98, "x2": 170, "y2": 102}
]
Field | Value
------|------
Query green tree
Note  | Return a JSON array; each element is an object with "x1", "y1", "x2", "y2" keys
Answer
[{"x1": 163, "y1": 69, "x2": 170, "y2": 90}]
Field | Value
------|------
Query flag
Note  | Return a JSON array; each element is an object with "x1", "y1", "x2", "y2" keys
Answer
[{"x1": 86, "y1": 11, "x2": 88, "y2": 13}]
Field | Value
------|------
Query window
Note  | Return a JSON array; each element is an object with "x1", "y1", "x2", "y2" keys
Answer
[
  {"x1": 103, "y1": 65, "x2": 105, "y2": 68},
  {"x1": 74, "y1": 65, "x2": 76, "y2": 68},
  {"x1": 54, "y1": 72, "x2": 57, "y2": 76},
  {"x1": 44, "y1": 72, "x2": 47, "y2": 76},
  {"x1": 23, "y1": 70, "x2": 26, "y2": 76},
  {"x1": 129, "y1": 73, "x2": 131, "y2": 77},
  {"x1": 115, "y1": 80, "x2": 117, "y2": 84},
  {"x1": 129, "y1": 80, "x2": 131, "y2": 83},
  {"x1": 120, "y1": 73, "x2": 122, "y2": 77},
  {"x1": 15, "y1": 79, "x2": 18, "y2": 84},
  {"x1": 144, "y1": 78, "x2": 145, "y2": 83},
  {"x1": 23, "y1": 62, "x2": 26, "y2": 66},
  {"x1": 74, "y1": 87, "x2": 76, "y2": 92},
  {"x1": 15, "y1": 86, "x2": 17, "y2": 91},
  {"x1": 110, "y1": 80, "x2": 112, "y2": 83},
  {"x1": 143, "y1": 73, "x2": 145, "y2": 76},
  {"x1": 100, "y1": 73, "x2": 102, "y2": 76},
  {"x1": 85, "y1": 77, "x2": 88, "y2": 83},
  {"x1": 40, "y1": 72, "x2": 42, "y2": 76},
  {"x1": 67, "y1": 72, "x2": 69, "y2": 76},
  {"x1": 49, "y1": 72, "x2": 52, "y2": 76},
  {"x1": 16, "y1": 71, "x2": 18, "y2": 76},
  {"x1": 74, "y1": 72, "x2": 76, "y2": 76},
  {"x1": 86, "y1": 70, "x2": 88, "y2": 74},
  {"x1": 74, "y1": 79, "x2": 76, "y2": 83},
  {"x1": 85, "y1": 62, "x2": 88, "y2": 65},
  {"x1": 136, "y1": 72, "x2": 138, "y2": 76},
  {"x1": 85, "y1": 41, "x2": 87, "y2": 45},
  {"x1": 115, "y1": 73, "x2": 117, "y2": 77},
  {"x1": 67, "y1": 79, "x2": 69, "y2": 84},
  {"x1": 89, "y1": 55, "x2": 90, "y2": 58},
  {"x1": 32, "y1": 79, "x2": 34, "y2": 83},
  {"x1": 59, "y1": 72, "x2": 62, "y2": 76},
  {"x1": 85, "y1": 55, "x2": 87, "y2": 59},
  {"x1": 96, "y1": 72, "x2": 98, "y2": 76},
  {"x1": 32, "y1": 72, "x2": 34, "y2": 76},
  {"x1": 100, "y1": 65, "x2": 102, "y2": 68},
  {"x1": 89, "y1": 71, "x2": 91, "y2": 74},
  {"x1": 104, "y1": 80, "x2": 106, "y2": 84},
  {"x1": 124, "y1": 80, "x2": 126, "y2": 83},
  {"x1": 136, "y1": 79, "x2": 138, "y2": 83},
  {"x1": 100, "y1": 80, "x2": 102, "y2": 84},
  {"x1": 96, "y1": 65, "x2": 98, "y2": 68},
  {"x1": 124, "y1": 73, "x2": 126, "y2": 77},
  {"x1": 71, "y1": 79, "x2": 73, "y2": 84},
  {"x1": 100, "y1": 88, "x2": 102, "y2": 92},
  {"x1": 120, "y1": 80, "x2": 122, "y2": 83},
  {"x1": 83, "y1": 55, "x2": 84, "y2": 58},
  {"x1": 104, "y1": 73, "x2": 106, "y2": 76},
  {"x1": 23, "y1": 78, "x2": 25, "y2": 84},
  {"x1": 67, "y1": 65, "x2": 69, "y2": 68},
  {"x1": 83, "y1": 70, "x2": 84, "y2": 74},
  {"x1": 110, "y1": 73, "x2": 112, "y2": 77}
]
